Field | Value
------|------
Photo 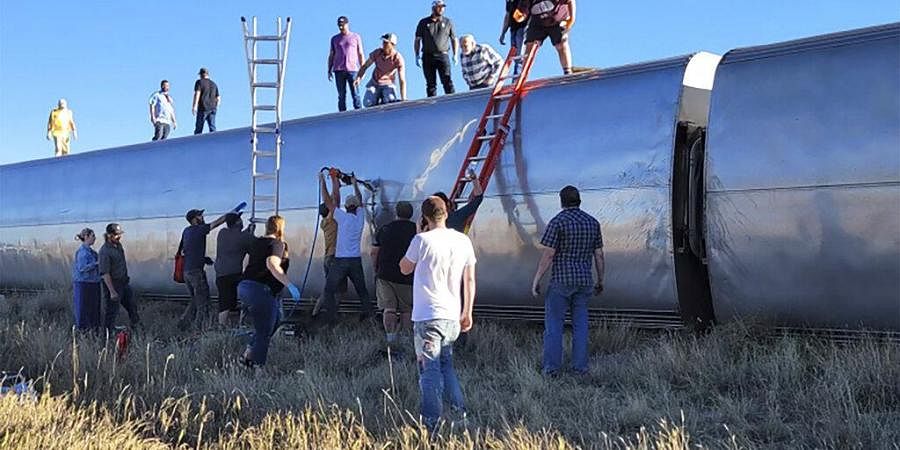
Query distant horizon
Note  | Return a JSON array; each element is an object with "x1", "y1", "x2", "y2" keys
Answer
[{"x1": 1, "y1": 1, "x2": 897, "y2": 164}]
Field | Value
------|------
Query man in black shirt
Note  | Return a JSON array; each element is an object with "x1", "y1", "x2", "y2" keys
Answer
[
  {"x1": 178, "y1": 206, "x2": 241, "y2": 331},
  {"x1": 99, "y1": 223, "x2": 141, "y2": 331},
  {"x1": 192, "y1": 67, "x2": 220, "y2": 134},
  {"x1": 371, "y1": 201, "x2": 417, "y2": 352},
  {"x1": 430, "y1": 171, "x2": 484, "y2": 234},
  {"x1": 414, "y1": 0, "x2": 458, "y2": 97}
]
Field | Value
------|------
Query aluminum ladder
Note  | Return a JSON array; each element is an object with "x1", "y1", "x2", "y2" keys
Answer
[
  {"x1": 448, "y1": 44, "x2": 539, "y2": 232},
  {"x1": 241, "y1": 16, "x2": 292, "y2": 225}
]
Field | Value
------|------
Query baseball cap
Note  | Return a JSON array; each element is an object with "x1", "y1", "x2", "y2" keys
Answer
[
  {"x1": 106, "y1": 223, "x2": 124, "y2": 235},
  {"x1": 198, "y1": 67, "x2": 208, "y2": 75},
  {"x1": 185, "y1": 209, "x2": 205, "y2": 222},
  {"x1": 337, "y1": 16, "x2": 349, "y2": 25},
  {"x1": 345, "y1": 194, "x2": 362, "y2": 208},
  {"x1": 433, "y1": 0, "x2": 446, "y2": 7},
  {"x1": 381, "y1": 33, "x2": 398, "y2": 45}
]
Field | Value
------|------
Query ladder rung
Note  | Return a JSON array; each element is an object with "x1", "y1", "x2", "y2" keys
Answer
[
  {"x1": 253, "y1": 173, "x2": 277, "y2": 180},
  {"x1": 501, "y1": 73, "x2": 521, "y2": 81},
  {"x1": 251, "y1": 59, "x2": 282, "y2": 65},
  {"x1": 467, "y1": 156, "x2": 488, "y2": 162},
  {"x1": 511, "y1": 55, "x2": 526, "y2": 61},
  {"x1": 254, "y1": 195, "x2": 277, "y2": 201},
  {"x1": 254, "y1": 105, "x2": 277, "y2": 111},
  {"x1": 254, "y1": 151, "x2": 277, "y2": 157},
  {"x1": 252, "y1": 82, "x2": 279, "y2": 88},
  {"x1": 477, "y1": 134, "x2": 497, "y2": 141},
  {"x1": 454, "y1": 198, "x2": 470, "y2": 204},
  {"x1": 250, "y1": 217, "x2": 269, "y2": 224},
  {"x1": 248, "y1": 35, "x2": 284, "y2": 41},
  {"x1": 486, "y1": 114, "x2": 504, "y2": 120},
  {"x1": 494, "y1": 93, "x2": 514, "y2": 101},
  {"x1": 253, "y1": 127, "x2": 277, "y2": 133}
]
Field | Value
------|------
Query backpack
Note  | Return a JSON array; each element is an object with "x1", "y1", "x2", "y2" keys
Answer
[
  {"x1": 173, "y1": 239, "x2": 185, "y2": 284},
  {"x1": 526, "y1": 0, "x2": 571, "y2": 26}
]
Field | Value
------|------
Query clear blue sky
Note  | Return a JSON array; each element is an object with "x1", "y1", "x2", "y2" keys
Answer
[{"x1": 1, "y1": 1, "x2": 897, "y2": 165}]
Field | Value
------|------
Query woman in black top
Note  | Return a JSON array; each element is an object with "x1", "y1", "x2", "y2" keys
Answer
[{"x1": 238, "y1": 215, "x2": 300, "y2": 366}]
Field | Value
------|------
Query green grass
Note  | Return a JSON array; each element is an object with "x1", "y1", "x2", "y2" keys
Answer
[{"x1": 1, "y1": 292, "x2": 898, "y2": 449}]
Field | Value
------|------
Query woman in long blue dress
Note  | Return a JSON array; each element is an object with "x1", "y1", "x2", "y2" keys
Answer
[{"x1": 73, "y1": 228, "x2": 101, "y2": 331}]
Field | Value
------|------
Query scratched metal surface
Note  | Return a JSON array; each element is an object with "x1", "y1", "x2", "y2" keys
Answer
[
  {"x1": 1, "y1": 55, "x2": 695, "y2": 317},
  {"x1": 704, "y1": 23, "x2": 900, "y2": 330}
]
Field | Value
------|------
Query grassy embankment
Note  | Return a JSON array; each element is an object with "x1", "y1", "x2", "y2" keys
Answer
[{"x1": 1, "y1": 292, "x2": 898, "y2": 449}]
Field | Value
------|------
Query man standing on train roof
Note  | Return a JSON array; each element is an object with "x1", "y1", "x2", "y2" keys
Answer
[
  {"x1": 192, "y1": 68, "x2": 220, "y2": 134},
  {"x1": 415, "y1": 0, "x2": 458, "y2": 97},
  {"x1": 500, "y1": 0, "x2": 528, "y2": 74},
  {"x1": 149, "y1": 80, "x2": 177, "y2": 141},
  {"x1": 178, "y1": 203, "x2": 246, "y2": 331},
  {"x1": 46, "y1": 98, "x2": 77, "y2": 157},
  {"x1": 459, "y1": 34, "x2": 504, "y2": 90},
  {"x1": 328, "y1": 15, "x2": 365, "y2": 112},
  {"x1": 355, "y1": 33, "x2": 407, "y2": 107},
  {"x1": 531, "y1": 185, "x2": 604, "y2": 376},
  {"x1": 520, "y1": 0, "x2": 577, "y2": 74}
]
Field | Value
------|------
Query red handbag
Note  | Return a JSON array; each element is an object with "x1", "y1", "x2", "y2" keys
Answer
[{"x1": 173, "y1": 239, "x2": 185, "y2": 283}]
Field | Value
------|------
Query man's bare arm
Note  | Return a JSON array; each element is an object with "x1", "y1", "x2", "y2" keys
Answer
[
  {"x1": 331, "y1": 173, "x2": 342, "y2": 208},
  {"x1": 102, "y1": 274, "x2": 118, "y2": 299},
  {"x1": 461, "y1": 264, "x2": 476, "y2": 332},
  {"x1": 399, "y1": 257, "x2": 415, "y2": 275},
  {"x1": 593, "y1": 247, "x2": 605, "y2": 293},
  {"x1": 319, "y1": 172, "x2": 335, "y2": 211},
  {"x1": 531, "y1": 247, "x2": 556, "y2": 296}
]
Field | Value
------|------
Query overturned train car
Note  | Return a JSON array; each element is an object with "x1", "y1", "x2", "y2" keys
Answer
[{"x1": 1, "y1": 24, "x2": 898, "y2": 331}]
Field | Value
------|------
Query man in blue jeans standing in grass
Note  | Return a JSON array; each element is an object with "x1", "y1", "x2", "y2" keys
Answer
[
  {"x1": 400, "y1": 196, "x2": 476, "y2": 432},
  {"x1": 531, "y1": 185, "x2": 605, "y2": 376}
]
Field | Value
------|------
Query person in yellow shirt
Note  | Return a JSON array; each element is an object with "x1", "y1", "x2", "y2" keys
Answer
[{"x1": 46, "y1": 99, "x2": 77, "y2": 157}]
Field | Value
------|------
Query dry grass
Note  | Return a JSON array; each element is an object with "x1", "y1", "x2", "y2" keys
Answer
[{"x1": 1, "y1": 292, "x2": 898, "y2": 449}]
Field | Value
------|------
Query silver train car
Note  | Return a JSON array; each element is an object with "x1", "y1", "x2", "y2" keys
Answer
[{"x1": 2, "y1": 24, "x2": 898, "y2": 331}]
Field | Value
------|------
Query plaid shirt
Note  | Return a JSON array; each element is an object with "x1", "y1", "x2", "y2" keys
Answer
[
  {"x1": 460, "y1": 44, "x2": 503, "y2": 88},
  {"x1": 540, "y1": 208, "x2": 603, "y2": 287}
]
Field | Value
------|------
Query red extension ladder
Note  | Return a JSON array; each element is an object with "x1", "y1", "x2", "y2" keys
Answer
[{"x1": 448, "y1": 44, "x2": 540, "y2": 232}]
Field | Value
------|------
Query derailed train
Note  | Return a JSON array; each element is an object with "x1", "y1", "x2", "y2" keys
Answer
[{"x1": 2, "y1": 24, "x2": 898, "y2": 331}]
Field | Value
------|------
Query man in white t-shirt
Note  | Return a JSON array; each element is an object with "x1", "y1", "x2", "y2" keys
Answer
[
  {"x1": 318, "y1": 171, "x2": 374, "y2": 325},
  {"x1": 400, "y1": 196, "x2": 476, "y2": 432}
]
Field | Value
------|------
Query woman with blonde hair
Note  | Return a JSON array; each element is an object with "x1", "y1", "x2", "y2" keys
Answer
[
  {"x1": 238, "y1": 215, "x2": 301, "y2": 366},
  {"x1": 72, "y1": 228, "x2": 101, "y2": 330}
]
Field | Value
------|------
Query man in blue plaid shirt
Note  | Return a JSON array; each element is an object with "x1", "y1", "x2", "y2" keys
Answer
[
  {"x1": 531, "y1": 185, "x2": 605, "y2": 376},
  {"x1": 459, "y1": 35, "x2": 504, "y2": 90}
]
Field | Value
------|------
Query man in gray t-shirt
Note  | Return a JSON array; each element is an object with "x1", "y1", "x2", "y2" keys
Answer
[
  {"x1": 99, "y1": 223, "x2": 141, "y2": 331},
  {"x1": 214, "y1": 213, "x2": 255, "y2": 326}
]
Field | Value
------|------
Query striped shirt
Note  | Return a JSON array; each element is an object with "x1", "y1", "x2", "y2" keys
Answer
[{"x1": 460, "y1": 44, "x2": 503, "y2": 88}]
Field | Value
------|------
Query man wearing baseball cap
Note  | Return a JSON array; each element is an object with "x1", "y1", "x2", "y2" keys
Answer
[
  {"x1": 414, "y1": 1, "x2": 458, "y2": 97},
  {"x1": 177, "y1": 203, "x2": 246, "y2": 330},
  {"x1": 355, "y1": 32, "x2": 407, "y2": 107},
  {"x1": 192, "y1": 67, "x2": 220, "y2": 134},
  {"x1": 316, "y1": 171, "x2": 374, "y2": 326},
  {"x1": 328, "y1": 16, "x2": 365, "y2": 112},
  {"x1": 99, "y1": 223, "x2": 141, "y2": 331}
]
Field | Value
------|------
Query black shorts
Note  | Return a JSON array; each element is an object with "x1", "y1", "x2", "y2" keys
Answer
[
  {"x1": 526, "y1": 23, "x2": 568, "y2": 46},
  {"x1": 216, "y1": 273, "x2": 242, "y2": 312}
]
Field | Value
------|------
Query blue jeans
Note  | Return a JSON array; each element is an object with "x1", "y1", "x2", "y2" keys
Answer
[
  {"x1": 320, "y1": 257, "x2": 373, "y2": 323},
  {"x1": 414, "y1": 319, "x2": 464, "y2": 431},
  {"x1": 239, "y1": 280, "x2": 282, "y2": 365},
  {"x1": 543, "y1": 283, "x2": 592, "y2": 374},
  {"x1": 334, "y1": 70, "x2": 361, "y2": 111},
  {"x1": 363, "y1": 84, "x2": 399, "y2": 107},
  {"x1": 102, "y1": 279, "x2": 140, "y2": 331},
  {"x1": 73, "y1": 281, "x2": 101, "y2": 331},
  {"x1": 194, "y1": 110, "x2": 216, "y2": 134},
  {"x1": 511, "y1": 27, "x2": 526, "y2": 74}
]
